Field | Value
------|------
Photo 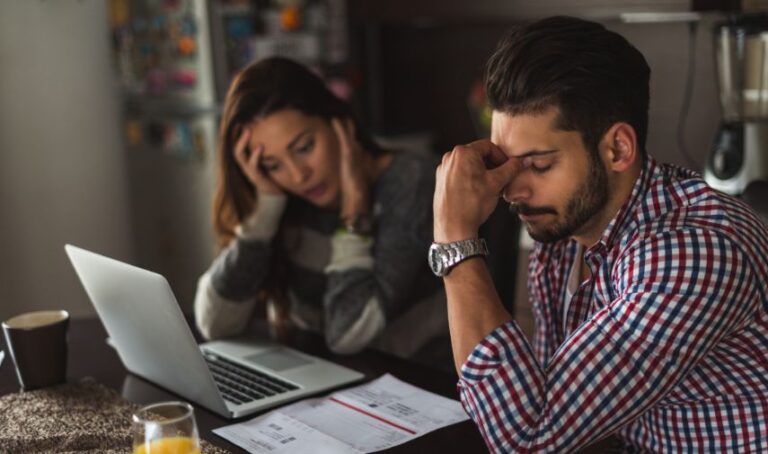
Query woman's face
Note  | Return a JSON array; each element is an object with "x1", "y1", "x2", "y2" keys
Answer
[{"x1": 246, "y1": 109, "x2": 341, "y2": 208}]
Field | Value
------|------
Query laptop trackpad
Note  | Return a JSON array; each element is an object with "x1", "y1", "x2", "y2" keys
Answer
[{"x1": 244, "y1": 348, "x2": 311, "y2": 372}]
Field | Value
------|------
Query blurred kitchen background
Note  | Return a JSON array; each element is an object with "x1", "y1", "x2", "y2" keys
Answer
[{"x1": 1, "y1": 0, "x2": 766, "y2": 327}]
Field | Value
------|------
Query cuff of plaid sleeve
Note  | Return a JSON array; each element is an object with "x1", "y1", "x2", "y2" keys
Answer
[
  {"x1": 236, "y1": 193, "x2": 288, "y2": 241},
  {"x1": 459, "y1": 321, "x2": 520, "y2": 384},
  {"x1": 324, "y1": 230, "x2": 374, "y2": 273}
]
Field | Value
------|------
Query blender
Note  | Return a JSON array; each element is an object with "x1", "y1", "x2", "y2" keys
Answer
[{"x1": 706, "y1": 13, "x2": 768, "y2": 195}]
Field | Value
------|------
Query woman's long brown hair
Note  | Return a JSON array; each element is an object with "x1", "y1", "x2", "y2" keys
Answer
[
  {"x1": 212, "y1": 57, "x2": 384, "y2": 328},
  {"x1": 213, "y1": 57, "x2": 383, "y2": 249}
]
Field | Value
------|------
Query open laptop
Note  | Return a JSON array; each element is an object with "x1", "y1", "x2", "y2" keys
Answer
[{"x1": 65, "y1": 244, "x2": 364, "y2": 419}]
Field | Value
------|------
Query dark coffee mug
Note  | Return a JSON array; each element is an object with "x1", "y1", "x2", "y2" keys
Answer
[{"x1": 2, "y1": 310, "x2": 69, "y2": 391}]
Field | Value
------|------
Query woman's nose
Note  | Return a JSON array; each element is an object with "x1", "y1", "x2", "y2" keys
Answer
[{"x1": 286, "y1": 160, "x2": 311, "y2": 184}]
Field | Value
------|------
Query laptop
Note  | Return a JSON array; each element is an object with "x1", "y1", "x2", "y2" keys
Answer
[{"x1": 65, "y1": 244, "x2": 364, "y2": 419}]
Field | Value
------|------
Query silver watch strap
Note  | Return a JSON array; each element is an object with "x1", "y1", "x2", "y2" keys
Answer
[{"x1": 441, "y1": 238, "x2": 489, "y2": 270}]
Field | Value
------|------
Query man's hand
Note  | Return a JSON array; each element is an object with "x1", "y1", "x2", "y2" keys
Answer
[{"x1": 433, "y1": 140, "x2": 520, "y2": 242}]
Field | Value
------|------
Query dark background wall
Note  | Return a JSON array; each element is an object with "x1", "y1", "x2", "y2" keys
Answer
[
  {"x1": 348, "y1": 1, "x2": 720, "y2": 170},
  {"x1": 354, "y1": 22, "x2": 509, "y2": 151}
]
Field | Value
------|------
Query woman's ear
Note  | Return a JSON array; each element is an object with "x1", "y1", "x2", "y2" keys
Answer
[{"x1": 603, "y1": 122, "x2": 638, "y2": 172}]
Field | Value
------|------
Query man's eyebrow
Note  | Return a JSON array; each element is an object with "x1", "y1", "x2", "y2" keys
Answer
[
  {"x1": 287, "y1": 129, "x2": 312, "y2": 150},
  {"x1": 514, "y1": 149, "x2": 559, "y2": 159}
]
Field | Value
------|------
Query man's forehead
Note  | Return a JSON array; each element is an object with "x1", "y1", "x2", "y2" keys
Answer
[
  {"x1": 490, "y1": 108, "x2": 562, "y2": 145},
  {"x1": 491, "y1": 107, "x2": 560, "y2": 128}
]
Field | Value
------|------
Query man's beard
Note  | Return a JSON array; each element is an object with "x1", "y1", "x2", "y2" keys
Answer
[{"x1": 513, "y1": 153, "x2": 609, "y2": 243}]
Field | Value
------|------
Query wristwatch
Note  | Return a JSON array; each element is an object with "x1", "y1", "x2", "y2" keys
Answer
[{"x1": 428, "y1": 238, "x2": 489, "y2": 277}]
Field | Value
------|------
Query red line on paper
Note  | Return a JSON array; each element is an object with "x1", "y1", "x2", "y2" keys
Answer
[{"x1": 329, "y1": 397, "x2": 417, "y2": 435}]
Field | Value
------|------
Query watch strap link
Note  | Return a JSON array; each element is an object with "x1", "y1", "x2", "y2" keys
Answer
[
  {"x1": 429, "y1": 237, "x2": 489, "y2": 277},
  {"x1": 443, "y1": 238, "x2": 488, "y2": 269}
]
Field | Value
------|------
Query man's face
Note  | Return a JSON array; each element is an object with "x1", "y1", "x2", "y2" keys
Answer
[{"x1": 492, "y1": 107, "x2": 609, "y2": 243}]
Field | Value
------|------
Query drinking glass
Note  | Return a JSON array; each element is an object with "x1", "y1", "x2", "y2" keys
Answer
[{"x1": 132, "y1": 401, "x2": 201, "y2": 454}]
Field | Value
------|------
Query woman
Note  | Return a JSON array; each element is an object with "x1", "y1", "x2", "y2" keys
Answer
[{"x1": 194, "y1": 57, "x2": 447, "y2": 363}]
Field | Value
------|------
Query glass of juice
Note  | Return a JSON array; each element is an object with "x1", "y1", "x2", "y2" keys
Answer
[{"x1": 132, "y1": 401, "x2": 201, "y2": 454}]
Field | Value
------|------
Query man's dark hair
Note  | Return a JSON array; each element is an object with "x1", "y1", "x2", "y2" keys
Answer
[{"x1": 486, "y1": 16, "x2": 650, "y2": 156}]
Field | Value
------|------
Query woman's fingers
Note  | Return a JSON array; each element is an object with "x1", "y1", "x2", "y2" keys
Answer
[
  {"x1": 231, "y1": 126, "x2": 283, "y2": 195},
  {"x1": 331, "y1": 118, "x2": 348, "y2": 154},
  {"x1": 249, "y1": 144, "x2": 266, "y2": 173},
  {"x1": 332, "y1": 117, "x2": 358, "y2": 159},
  {"x1": 233, "y1": 127, "x2": 252, "y2": 169},
  {"x1": 233, "y1": 127, "x2": 263, "y2": 180},
  {"x1": 344, "y1": 118, "x2": 356, "y2": 144}
]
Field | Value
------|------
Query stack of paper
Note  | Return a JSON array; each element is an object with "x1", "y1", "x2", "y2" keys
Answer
[{"x1": 214, "y1": 374, "x2": 469, "y2": 453}]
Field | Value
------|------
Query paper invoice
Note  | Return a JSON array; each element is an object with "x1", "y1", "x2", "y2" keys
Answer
[{"x1": 214, "y1": 373, "x2": 470, "y2": 453}]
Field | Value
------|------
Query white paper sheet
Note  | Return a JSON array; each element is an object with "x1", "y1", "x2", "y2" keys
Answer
[{"x1": 214, "y1": 374, "x2": 469, "y2": 453}]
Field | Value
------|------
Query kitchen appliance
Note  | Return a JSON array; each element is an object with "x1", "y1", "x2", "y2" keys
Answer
[
  {"x1": 108, "y1": 0, "x2": 221, "y2": 309},
  {"x1": 706, "y1": 13, "x2": 768, "y2": 195}
]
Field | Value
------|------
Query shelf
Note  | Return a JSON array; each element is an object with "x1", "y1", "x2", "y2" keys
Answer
[{"x1": 349, "y1": 0, "x2": 692, "y2": 25}]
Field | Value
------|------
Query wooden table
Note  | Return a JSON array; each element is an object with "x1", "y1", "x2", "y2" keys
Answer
[{"x1": 0, "y1": 317, "x2": 486, "y2": 453}]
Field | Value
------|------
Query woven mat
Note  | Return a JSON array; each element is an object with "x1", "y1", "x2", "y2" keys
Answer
[{"x1": 0, "y1": 378, "x2": 230, "y2": 453}]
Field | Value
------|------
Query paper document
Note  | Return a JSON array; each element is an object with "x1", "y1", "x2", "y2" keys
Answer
[{"x1": 214, "y1": 374, "x2": 469, "y2": 453}]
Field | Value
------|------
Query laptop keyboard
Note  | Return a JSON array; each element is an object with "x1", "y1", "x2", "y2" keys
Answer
[{"x1": 202, "y1": 352, "x2": 299, "y2": 406}]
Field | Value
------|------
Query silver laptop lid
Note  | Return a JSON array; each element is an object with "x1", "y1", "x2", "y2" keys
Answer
[
  {"x1": 65, "y1": 244, "x2": 365, "y2": 419},
  {"x1": 65, "y1": 244, "x2": 229, "y2": 416}
]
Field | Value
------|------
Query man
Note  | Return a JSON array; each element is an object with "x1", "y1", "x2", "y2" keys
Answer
[{"x1": 430, "y1": 16, "x2": 768, "y2": 453}]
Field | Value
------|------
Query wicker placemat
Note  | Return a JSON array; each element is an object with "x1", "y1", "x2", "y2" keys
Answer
[{"x1": 0, "y1": 378, "x2": 230, "y2": 453}]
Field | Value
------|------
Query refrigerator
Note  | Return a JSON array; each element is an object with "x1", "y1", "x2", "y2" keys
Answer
[{"x1": 106, "y1": 0, "x2": 350, "y2": 311}]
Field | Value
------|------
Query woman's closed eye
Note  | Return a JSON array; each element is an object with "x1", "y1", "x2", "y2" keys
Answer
[
  {"x1": 294, "y1": 137, "x2": 315, "y2": 154},
  {"x1": 260, "y1": 159, "x2": 281, "y2": 173},
  {"x1": 260, "y1": 136, "x2": 315, "y2": 173}
]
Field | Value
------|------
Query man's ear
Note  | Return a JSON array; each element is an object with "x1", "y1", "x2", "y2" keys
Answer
[{"x1": 601, "y1": 122, "x2": 638, "y2": 172}]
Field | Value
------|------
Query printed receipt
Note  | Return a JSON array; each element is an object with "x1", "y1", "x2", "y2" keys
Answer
[{"x1": 213, "y1": 374, "x2": 470, "y2": 453}]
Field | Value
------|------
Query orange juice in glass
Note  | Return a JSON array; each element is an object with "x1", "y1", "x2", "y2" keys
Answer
[{"x1": 132, "y1": 401, "x2": 201, "y2": 454}]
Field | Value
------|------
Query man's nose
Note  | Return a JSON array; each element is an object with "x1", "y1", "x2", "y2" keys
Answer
[{"x1": 501, "y1": 177, "x2": 532, "y2": 204}]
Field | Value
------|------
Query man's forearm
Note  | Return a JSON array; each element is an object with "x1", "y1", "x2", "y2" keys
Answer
[{"x1": 444, "y1": 257, "x2": 512, "y2": 372}]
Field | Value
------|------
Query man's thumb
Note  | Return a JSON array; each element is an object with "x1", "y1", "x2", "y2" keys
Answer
[{"x1": 488, "y1": 157, "x2": 520, "y2": 191}]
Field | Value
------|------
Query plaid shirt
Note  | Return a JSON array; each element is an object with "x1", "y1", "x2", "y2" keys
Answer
[{"x1": 458, "y1": 157, "x2": 768, "y2": 453}]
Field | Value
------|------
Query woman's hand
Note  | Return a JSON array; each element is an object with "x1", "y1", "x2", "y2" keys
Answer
[
  {"x1": 332, "y1": 118, "x2": 370, "y2": 221},
  {"x1": 233, "y1": 127, "x2": 284, "y2": 196}
]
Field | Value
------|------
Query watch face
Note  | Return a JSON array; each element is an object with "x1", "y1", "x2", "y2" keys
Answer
[{"x1": 428, "y1": 243, "x2": 445, "y2": 277}]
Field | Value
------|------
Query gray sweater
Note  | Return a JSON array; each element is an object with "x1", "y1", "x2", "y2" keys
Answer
[{"x1": 194, "y1": 152, "x2": 446, "y2": 357}]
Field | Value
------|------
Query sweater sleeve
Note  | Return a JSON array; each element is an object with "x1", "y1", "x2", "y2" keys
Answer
[
  {"x1": 322, "y1": 154, "x2": 437, "y2": 354},
  {"x1": 194, "y1": 194, "x2": 287, "y2": 340}
]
